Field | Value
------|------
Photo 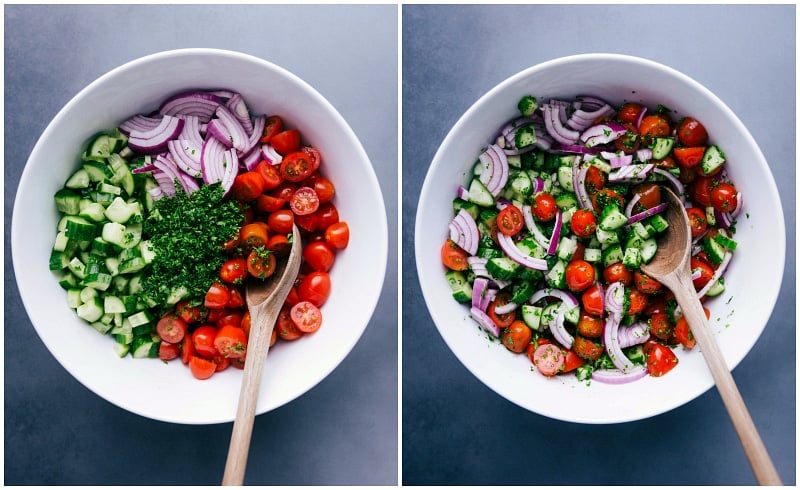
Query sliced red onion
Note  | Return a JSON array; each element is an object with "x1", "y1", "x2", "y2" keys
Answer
[
  {"x1": 225, "y1": 93, "x2": 254, "y2": 135},
  {"x1": 604, "y1": 281, "x2": 625, "y2": 316},
  {"x1": 604, "y1": 312, "x2": 634, "y2": 372},
  {"x1": 580, "y1": 121, "x2": 627, "y2": 147},
  {"x1": 148, "y1": 185, "x2": 165, "y2": 201},
  {"x1": 119, "y1": 114, "x2": 163, "y2": 135},
  {"x1": 151, "y1": 169, "x2": 177, "y2": 198},
  {"x1": 635, "y1": 105, "x2": 648, "y2": 129},
  {"x1": 219, "y1": 149, "x2": 239, "y2": 196},
  {"x1": 242, "y1": 145, "x2": 265, "y2": 171},
  {"x1": 206, "y1": 118, "x2": 235, "y2": 149},
  {"x1": 618, "y1": 321, "x2": 650, "y2": 349},
  {"x1": 159, "y1": 91, "x2": 221, "y2": 123},
  {"x1": 127, "y1": 115, "x2": 185, "y2": 154},
  {"x1": 608, "y1": 163, "x2": 654, "y2": 183},
  {"x1": 627, "y1": 202, "x2": 668, "y2": 225},
  {"x1": 532, "y1": 177, "x2": 545, "y2": 194},
  {"x1": 730, "y1": 191, "x2": 743, "y2": 218},
  {"x1": 207, "y1": 89, "x2": 235, "y2": 100},
  {"x1": 697, "y1": 250, "x2": 733, "y2": 298},
  {"x1": 652, "y1": 168, "x2": 685, "y2": 202},
  {"x1": 495, "y1": 198, "x2": 512, "y2": 211},
  {"x1": 549, "y1": 144, "x2": 601, "y2": 155},
  {"x1": 214, "y1": 105, "x2": 249, "y2": 152},
  {"x1": 261, "y1": 144, "x2": 283, "y2": 165},
  {"x1": 522, "y1": 205, "x2": 551, "y2": 251},
  {"x1": 132, "y1": 163, "x2": 157, "y2": 174},
  {"x1": 200, "y1": 136, "x2": 227, "y2": 184},
  {"x1": 472, "y1": 277, "x2": 489, "y2": 310},
  {"x1": 481, "y1": 288, "x2": 498, "y2": 312},
  {"x1": 167, "y1": 139, "x2": 203, "y2": 179},
  {"x1": 449, "y1": 209, "x2": 480, "y2": 256},
  {"x1": 494, "y1": 301, "x2": 519, "y2": 315},
  {"x1": 176, "y1": 115, "x2": 204, "y2": 149},
  {"x1": 575, "y1": 95, "x2": 610, "y2": 112},
  {"x1": 691, "y1": 268, "x2": 702, "y2": 281},
  {"x1": 574, "y1": 163, "x2": 593, "y2": 210},
  {"x1": 549, "y1": 309, "x2": 574, "y2": 349},
  {"x1": 592, "y1": 365, "x2": 648, "y2": 384},
  {"x1": 497, "y1": 232, "x2": 549, "y2": 270},
  {"x1": 714, "y1": 208, "x2": 734, "y2": 229},
  {"x1": 635, "y1": 148, "x2": 653, "y2": 162},
  {"x1": 478, "y1": 145, "x2": 509, "y2": 197},
  {"x1": 609, "y1": 153, "x2": 633, "y2": 168},
  {"x1": 534, "y1": 126, "x2": 553, "y2": 150},
  {"x1": 470, "y1": 306, "x2": 501, "y2": 338},
  {"x1": 457, "y1": 185, "x2": 470, "y2": 201},
  {"x1": 624, "y1": 193, "x2": 642, "y2": 218},
  {"x1": 547, "y1": 210, "x2": 563, "y2": 255},
  {"x1": 543, "y1": 103, "x2": 580, "y2": 145},
  {"x1": 527, "y1": 288, "x2": 579, "y2": 309},
  {"x1": 240, "y1": 115, "x2": 266, "y2": 156}
]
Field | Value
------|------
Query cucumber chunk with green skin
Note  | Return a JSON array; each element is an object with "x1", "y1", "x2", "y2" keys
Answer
[
  {"x1": 487, "y1": 257, "x2": 520, "y2": 281},
  {"x1": 700, "y1": 145, "x2": 726, "y2": 176},
  {"x1": 445, "y1": 270, "x2": 473, "y2": 303}
]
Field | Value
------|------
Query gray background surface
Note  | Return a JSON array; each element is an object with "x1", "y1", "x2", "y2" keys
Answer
[
  {"x1": 5, "y1": 4, "x2": 398, "y2": 486},
  {"x1": 402, "y1": 4, "x2": 795, "y2": 486}
]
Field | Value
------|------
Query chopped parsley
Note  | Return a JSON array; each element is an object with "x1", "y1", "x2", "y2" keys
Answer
[{"x1": 141, "y1": 184, "x2": 243, "y2": 307}]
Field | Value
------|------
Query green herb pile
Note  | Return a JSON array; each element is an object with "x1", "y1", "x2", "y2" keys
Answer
[{"x1": 141, "y1": 184, "x2": 243, "y2": 307}]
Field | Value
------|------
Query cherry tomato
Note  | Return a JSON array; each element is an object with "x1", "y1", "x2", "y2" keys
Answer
[
  {"x1": 692, "y1": 177, "x2": 715, "y2": 207},
  {"x1": 577, "y1": 311, "x2": 604, "y2": 338},
  {"x1": 175, "y1": 300, "x2": 205, "y2": 324},
  {"x1": 604, "y1": 262, "x2": 633, "y2": 286},
  {"x1": 497, "y1": 204, "x2": 524, "y2": 236},
  {"x1": 303, "y1": 241, "x2": 335, "y2": 272},
  {"x1": 673, "y1": 147, "x2": 706, "y2": 168},
  {"x1": 302, "y1": 147, "x2": 322, "y2": 172},
  {"x1": 297, "y1": 271, "x2": 331, "y2": 307},
  {"x1": 634, "y1": 271, "x2": 662, "y2": 295},
  {"x1": 295, "y1": 212, "x2": 319, "y2": 233},
  {"x1": 272, "y1": 181, "x2": 297, "y2": 202},
  {"x1": 276, "y1": 306, "x2": 304, "y2": 341},
  {"x1": 312, "y1": 176, "x2": 335, "y2": 203},
  {"x1": 156, "y1": 314, "x2": 188, "y2": 344},
  {"x1": 614, "y1": 124, "x2": 641, "y2": 154},
  {"x1": 591, "y1": 188, "x2": 625, "y2": 211},
  {"x1": 267, "y1": 210, "x2": 294, "y2": 235},
  {"x1": 315, "y1": 202, "x2": 340, "y2": 231},
  {"x1": 679, "y1": 165, "x2": 698, "y2": 185},
  {"x1": 325, "y1": 221, "x2": 350, "y2": 250},
  {"x1": 255, "y1": 161, "x2": 284, "y2": 191},
  {"x1": 677, "y1": 117, "x2": 709, "y2": 147},
  {"x1": 632, "y1": 183, "x2": 661, "y2": 210},
  {"x1": 638, "y1": 114, "x2": 671, "y2": 138},
  {"x1": 290, "y1": 301, "x2": 323, "y2": 333},
  {"x1": 219, "y1": 257, "x2": 248, "y2": 284},
  {"x1": 501, "y1": 320, "x2": 532, "y2": 354},
  {"x1": 584, "y1": 165, "x2": 606, "y2": 193},
  {"x1": 617, "y1": 102, "x2": 645, "y2": 125},
  {"x1": 674, "y1": 308, "x2": 709, "y2": 349},
  {"x1": 645, "y1": 293, "x2": 668, "y2": 316},
  {"x1": 570, "y1": 209, "x2": 597, "y2": 237},
  {"x1": 216, "y1": 311, "x2": 242, "y2": 330},
  {"x1": 247, "y1": 248, "x2": 277, "y2": 280},
  {"x1": 487, "y1": 291, "x2": 516, "y2": 329},
  {"x1": 649, "y1": 312, "x2": 673, "y2": 340},
  {"x1": 159, "y1": 341, "x2": 180, "y2": 361},
  {"x1": 691, "y1": 257, "x2": 714, "y2": 290},
  {"x1": 532, "y1": 343, "x2": 565, "y2": 377},
  {"x1": 626, "y1": 289, "x2": 648, "y2": 315},
  {"x1": 280, "y1": 151, "x2": 315, "y2": 182},
  {"x1": 213, "y1": 355, "x2": 231, "y2": 372},
  {"x1": 682, "y1": 207, "x2": 707, "y2": 239},
  {"x1": 189, "y1": 355, "x2": 217, "y2": 380},
  {"x1": 267, "y1": 234, "x2": 292, "y2": 256},
  {"x1": 565, "y1": 260, "x2": 595, "y2": 293},
  {"x1": 532, "y1": 192, "x2": 558, "y2": 222},
  {"x1": 271, "y1": 129, "x2": 301, "y2": 155},
  {"x1": 180, "y1": 334, "x2": 195, "y2": 364},
  {"x1": 710, "y1": 183, "x2": 738, "y2": 213},
  {"x1": 290, "y1": 187, "x2": 320, "y2": 216},
  {"x1": 644, "y1": 340, "x2": 678, "y2": 377},
  {"x1": 239, "y1": 222, "x2": 269, "y2": 250},
  {"x1": 260, "y1": 115, "x2": 284, "y2": 144},
  {"x1": 231, "y1": 171, "x2": 266, "y2": 201},
  {"x1": 205, "y1": 282, "x2": 231, "y2": 309},
  {"x1": 562, "y1": 349, "x2": 585, "y2": 373},
  {"x1": 285, "y1": 286, "x2": 300, "y2": 307},
  {"x1": 581, "y1": 283, "x2": 604, "y2": 317},
  {"x1": 573, "y1": 335, "x2": 604, "y2": 361},
  {"x1": 206, "y1": 307, "x2": 232, "y2": 323},
  {"x1": 192, "y1": 325, "x2": 219, "y2": 359},
  {"x1": 226, "y1": 288, "x2": 243, "y2": 309},
  {"x1": 214, "y1": 325, "x2": 248, "y2": 359}
]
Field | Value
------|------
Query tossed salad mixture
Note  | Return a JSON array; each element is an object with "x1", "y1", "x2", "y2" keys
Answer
[
  {"x1": 443, "y1": 94, "x2": 741, "y2": 384},
  {"x1": 50, "y1": 90, "x2": 350, "y2": 380}
]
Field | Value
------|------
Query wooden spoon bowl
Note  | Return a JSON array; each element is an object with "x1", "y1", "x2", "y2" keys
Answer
[
  {"x1": 222, "y1": 224, "x2": 303, "y2": 486},
  {"x1": 641, "y1": 189, "x2": 781, "y2": 485}
]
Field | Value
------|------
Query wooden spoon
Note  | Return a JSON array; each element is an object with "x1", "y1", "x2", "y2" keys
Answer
[
  {"x1": 641, "y1": 189, "x2": 781, "y2": 486},
  {"x1": 222, "y1": 224, "x2": 303, "y2": 486}
]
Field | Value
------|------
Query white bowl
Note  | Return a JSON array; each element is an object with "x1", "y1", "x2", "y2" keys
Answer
[
  {"x1": 12, "y1": 48, "x2": 387, "y2": 424},
  {"x1": 415, "y1": 53, "x2": 785, "y2": 424}
]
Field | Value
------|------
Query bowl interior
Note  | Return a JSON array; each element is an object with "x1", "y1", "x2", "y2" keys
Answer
[
  {"x1": 13, "y1": 49, "x2": 388, "y2": 424},
  {"x1": 415, "y1": 54, "x2": 785, "y2": 424}
]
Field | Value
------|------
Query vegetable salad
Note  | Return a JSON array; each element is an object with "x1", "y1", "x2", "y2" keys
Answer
[{"x1": 443, "y1": 94, "x2": 741, "y2": 384}]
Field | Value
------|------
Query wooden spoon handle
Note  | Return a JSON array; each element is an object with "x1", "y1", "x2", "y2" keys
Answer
[
  {"x1": 673, "y1": 274, "x2": 782, "y2": 485},
  {"x1": 221, "y1": 308, "x2": 279, "y2": 486}
]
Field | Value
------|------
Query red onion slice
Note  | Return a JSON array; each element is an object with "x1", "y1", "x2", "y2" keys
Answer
[
  {"x1": 580, "y1": 121, "x2": 627, "y2": 147},
  {"x1": 636, "y1": 148, "x2": 653, "y2": 162},
  {"x1": 200, "y1": 136, "x2": 227, "y2": 184},
  {"x1": 240, "y1": 115, "x2": 266, "y2": 157},
  {"x1": 549, "y1": 309, "x2": 574, "y2": 349},
  {"x1": 618, "y1": 321, "x2": 650, "y2": 349},
  {"x1": 627, "y1": 202, "x2": 668, "y2": 225},
  {"x1": 477, "y1": 145, "x2": 509, "y2": 197},
  {"x1": 527, "y1": 288, "x2": 579, "y2": 310},
  {"x1": 609, "y1": 153, "x2": 633, "y2": 168},
  {"x1": 604, "y1": 281, "x2": 625, "y2": 316},
  {"x1": 549, "y1": 144, "x2": 602, "y2": 155},
  {"x1": 261, "y1": 144, "x2": 283, "y2": 165},
  {"x1": 731, "y1": 191, "x2": 743, "y2": 218},
  {"x1": 159, "y1": 91, "x2": 222, "y2": 123},
  {"x1": 472, "y1": 277, "x2": 489, "y2": 311},
  {"x1": 652, "y1": 168, "x2": 686, "y2": 202},
  {"x1": 494, "y1": 301, "x2": 519, "y2": 315},
  {"x1": 220, "y1": 149, "x2": 239, "y2": 196},
  {"x1": 470, "y1": 306, "x2": 501, "y2": 338},
  {"x1": 592, "y1": 365, "x2": 648, "y2": 384},
  {"x1": 522, "y1": 205, "x2": 551, "y2": 250},
  {"x1": 127, "y1": 115, "x2": 185, "y2": 154},
  {"x1": 214, "y1": 105, "x2": 250, "y2": 153},
  {"x1": 457, "y1": 185, "x2": 469, "y2": 201},
  {"x1": 449, "y1": 209, "x2": 480, "y2": 256},
  {"x1": 119, "y1": 114, "x2": 163, "y2": 135},
  {"x1": 543, "y1": 103, "x2": 580, "y2": 145},
  {"x1": 241, "y1": 145, "x2": 265, "y2": 171},
  {"x1": 497, "y1": 232, "x2": 549, "y2": 271},
  {"x1": 547, "y1": 210, "x2": 563, "y2": 255},
  {"x1": 177, "y1": 115, "x2": 204, "y2": 148},
  {"x1": 697, "y1": 250, "x2": 733, "y2": 298},
  {"x1": 167, "y1": 139, "x2": 203, "y2": 179},
  {"x1": 624, "y1": 193, "x2": 642, "y2": 218},
  {"x1": 225, "y1": 92, "x2": 254, "y2": 135},
  {"x1": 604, "y1": 312, "x2": 634, "y2": 372},
  {"x1": 481, "y1": 288, "x2": 498, "y2": 311},
  {"x1": 609, "y1": 163, "x2": 654, "y2": 183}
]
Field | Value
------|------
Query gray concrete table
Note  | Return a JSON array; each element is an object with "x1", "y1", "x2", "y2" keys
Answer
[
  {"x1": 402, "y1": 4, "x2": 795, "y2": 486},
  {"x1": 5, "y1": 4, "x2": 397, "y2": 486}
]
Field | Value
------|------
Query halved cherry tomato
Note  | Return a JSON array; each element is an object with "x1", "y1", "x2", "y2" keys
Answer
[
  {"x1": 487, "y1": 291, "x2": 516, "y2": 328},
  {"x1": 256, "y1": 194, "x2": 286, "y2": 213},
  {"x1": 192, "y1": 325, "x2": 219, "y2": 359},
  {"x1": 570, "y1": 208, "x2": 597, "y2": 237},
  {"x1": 159, "y1": 341, "x2": 180, "y2": 361},
  {"x1": 271, "y1": 129, "x2": 301, "y2": 155},
  {"x1": 180, "y1": 334, "x2": 195, "y2": 364},
  {"x1": 591, "y1": 188, "x2": 625, "y2": 211},
  {"x1": 604, "y1": 262, "x2": 633, "y2": 286},
  {"x1": 691, "y1": 257, "x2": 714, "y2": 290},
  {"x1": 632, "y1": 183, "x2": 661, "y2": 210},
  {"x1": 291, "y1": 301, "x2": 323, "y2": 333},
  {"x1": 302, "y1": 146, "x2": 322, "y2": 172},
  {"x1": 325, "y1": 221, "x2": 350, "y2": 250},
  {"x1": 290, "y1": 187, "x2": 320, "y2": 216},
  {"x1": 573, "y1": 335, "x2": 604, "y2": 361},
  {"x1": 711, "y1": 182, "x2": 738, "y2": 213},
  {"x1": 692, "y1": 177, "x2": 715, "y2": 207},
  {"x1": 267, "y1": 234, "x2": 292, "y2": 256},
  {"x1": 673, "y1": 147, "x2": 706, "y2": 168},
  {"x1": 566, "y1": 260, "x2": 595, "y2": 293},
  {"x1": 303, "y1": 241, "x2": 335, "y2": 272},
  {"x1": 260, "y1": 115, "x2": 284, "y2": 144},
  {"x1": 577, "y1": 311, "x2": 604, "y2": 338},
  {"x1": 649, "y1": 312, "x2": 673, "y2": 340},
  {"x1": 295, "y1": 212, "x2": 319, "y2": 233},
  {"x1": 617, "y1": 102, "x2": 645, "y2": 125},
  {"x1": 267, "y1": 210, "x2": 294, "y2": 235},
  {"x1": 315, "y1": 202, "x2": 340, "y2": 231},
  {"x1": 677, "y1": 117, "x2": 709, "y2": 147},
  {"x1": 156, "y1": 314, "x2": 188, "y2": 344},
  {"x1": 276, "y1": 306, "x2": 304, "y2": 341},
  {"x1": 213, "y1": 355, "x2": 231, "y2": 372},
  {"x1": 562, "y1": 349, "x2": 585, "y2": 373},
  {"x1": 634, "y1": 271, "x2": 662, "y2": 295},
  {"x1": 501, "y1": 320, "x2": 532, "y2": 353},
  {"x1": 255, "y1": 160, "x2": 284, "y2": 191},
  {"x1": 214, "y1": 325, "x2": 248, "y2": 359},
  {"x1": 205, "y1": 282, "x2": 231, "y2": 309},
  {"x1": 239, "y1": 222, "x2": 269, "y2": 250},
  {"x1": 582, "y1": 283, "x2": 604, "y2": 317},
  {"x1": 175, "y1": 300, "x2": 205, "y2": 324},
  {"x1": 219, "y1": 257, "x2": 248, "y2": 284},
  {"x1": 297, "y1": 271, "x2": 331, "y2": 307},
  {"x1": 312, "y1": 176, "x2": 335, "y2": 203},
  {"x1": 247, "y1": 248, "x2": 277, "y2": 279},
  {"x1": 674, "y1": 307, "x2": 709, "y2": 349},
  {"x1": 644, "y1": 340, "x2": 678, "y2": 377},
  {"x1": 280, "y1": 151, "x2": 315, "y2": 182},
  {"x1": 231, "y1": 171, "x2": 266, "y2": 201},
  {"x1": 626, "y1": 289, "x2": 648, "y2": 315},
  {"x1": 272, "y1": 182, "x2": 297, "y2": 202},
  {"x1": 614, "y1": 124, "x2": 641, "y2": 154},
  {"x1": 216, "y1": 312, "x2": 242, "y2": 330},
  {"x1": 189, "y1": 356, "x2": 217, "y2": 380},
  {"x1": 497, "y1": 204, "x2": 524, "y2": 236},
  {"x1": 441, "y1": 239, "x2": 468, "y2": 271},
  {"x1": 584, "y1": 165, "x2": 606, "y2": 193},
  {"x1": 532, "y1": 343, "x2": 565, "y2": 377},
  {"x1": 638, "y1": 114, "x2": 671, "y2": 138},
  {"x1": 531, "y1": 192, "x2": 557, "y2": 222},
  {"x1": 686, "y1": 207, "x2": 708, "y2": 238}
]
